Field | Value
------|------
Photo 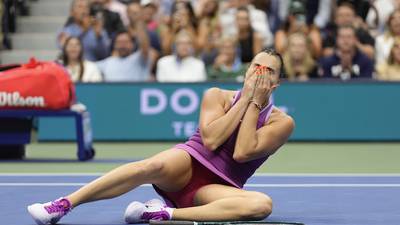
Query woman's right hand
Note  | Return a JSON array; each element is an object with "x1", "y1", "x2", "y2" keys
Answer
[{"x1": 241, "y1": 66, "x2": 259, "y2": 102}]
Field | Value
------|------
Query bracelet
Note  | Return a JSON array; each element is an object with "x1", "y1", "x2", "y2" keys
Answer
[{"x1": 250, "y1": 100, "x2": 263, "y2": 111}]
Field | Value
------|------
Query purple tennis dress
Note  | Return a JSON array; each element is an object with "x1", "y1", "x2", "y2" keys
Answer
[{"x1": 175, "y1": 90, "x2": 274, "y2": 188}]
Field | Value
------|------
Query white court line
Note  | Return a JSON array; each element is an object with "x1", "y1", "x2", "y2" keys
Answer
[
  {"x1": 0, "y1": 173, "x2": 103, "y2": 176},
  {"x1": 0, "y1": 183, "x2": 400, "y2": 187},
  {"x1": 1, "y1": 173, "x2": 400, "y2": 177}
]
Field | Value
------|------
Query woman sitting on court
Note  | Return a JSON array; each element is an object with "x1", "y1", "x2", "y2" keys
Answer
[
  {"x1": 28, "y1": 49, "x2": 295, "y2": 225},
  {"x1": 59, "y1": 36, "x2": 103, "y2": 83}
]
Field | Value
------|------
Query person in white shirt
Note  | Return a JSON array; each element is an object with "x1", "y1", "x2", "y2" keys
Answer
[
  {"x1": 366, "y1": 0, "x2": 400, "y2": 34},
  {"x1": 375, "y1": 10, "x2": 400, "y2": 65},
  {"x1": 97, "y1": 21, "x2": 153, "y2": 82},
  {"x1": 156, "y1": 30, "x2": 207, "y2": 82},
  {"x1": 60, "y1": 36, "x2": 103, "y2": 82}
]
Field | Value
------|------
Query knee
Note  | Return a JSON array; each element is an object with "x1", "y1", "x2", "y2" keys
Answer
[{"x1": 239, "y1": 193, "x2": 273, "y2": 220}]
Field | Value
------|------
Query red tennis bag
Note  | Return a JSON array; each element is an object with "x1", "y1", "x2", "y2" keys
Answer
[{"x1": 0, "y1": 58, "x2": 76, "y2": 110}]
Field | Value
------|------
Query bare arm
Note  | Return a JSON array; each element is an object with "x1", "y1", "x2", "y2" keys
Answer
[
  {"x1": 197, "y1": 18, "x2": 210, "y2": 51},
  {"x1": 234, "y1": 69, "x2": 294, "y2": 162},
  {"x1": 309, "y1": 27, "x2": 322, "y2": 58},
  {"x1": 253, "y1": 32, "x2": 263, "y2": 57},
  {"x1": 357, "y1": 42, "x2": 375, "y2": 59},
  {"x1": 136, "y1": 20, "x2": 150, "y2": 59},
  {"x1": 274, "y1": 30, "x2": 287, "y2": 54},
  {"x1": 200, "y1": 69, "x2": 258, "y2": 150},
  {"x1": 233, "y1": 107, "x2": 294, "y2": 163},
  {"x1": 199, "y1": 88, "x2": 250, "y2": 151}
]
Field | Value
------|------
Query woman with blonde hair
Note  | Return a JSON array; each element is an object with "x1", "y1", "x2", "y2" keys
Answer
[
  {"x1": 375, "y1": 9, "x2": 400, "y2": 64},
  {"x1": 282, "y1": 32, "x2": 317, "y2": 81},
  {"x1": 376, "y1": 37, "x2": 400, "y2": 81}
]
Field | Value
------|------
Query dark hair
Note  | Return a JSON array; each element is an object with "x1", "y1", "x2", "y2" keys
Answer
[
  {"x1": 261, "y1": 48, "x2": 285, "y2": 78},
  {"x1": 200, "y1": 0, "x2": 219, "y2": 18},
  {"x1": 61, "y1": 36, "x2": 85, "y2": 81},
  {"x1": 171, "y1": 1, "x2": 198, "y2": 29},
  {"x1": 110, "y1": 30, "x2": 131, "y2": 52},
  {"x1": 337, "y1": 1, "x2": 356, "y2": 12},
  {"x1": 236, "y1": 6, "x2": 255, "y2": 35}
]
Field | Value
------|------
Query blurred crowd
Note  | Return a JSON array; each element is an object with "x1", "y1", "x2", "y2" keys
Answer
[
  {"x1": 2, "y1": 0, "x2": 400, "y2": 82},
  {"x1": 1, "y1": 0, "x2": 31, "y2": 51}
]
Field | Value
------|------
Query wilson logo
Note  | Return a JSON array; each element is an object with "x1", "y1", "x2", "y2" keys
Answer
[{"x1": 0, "y1": 91, "x2": 46, "y2": 107}]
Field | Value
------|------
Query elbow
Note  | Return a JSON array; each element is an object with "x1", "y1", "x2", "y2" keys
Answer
[
  {"x1": 233, "y1": 152, "x2": 250, "y2": 163},
  {"x1": 201, "y1": 134, "x2": 219, "y2": 151},
  {"x1": 202, "y1": 138, "x2": 219, "y2": 151},
  {"x1": 233, "y1": 142, "x2": 257, "y2": 163}
]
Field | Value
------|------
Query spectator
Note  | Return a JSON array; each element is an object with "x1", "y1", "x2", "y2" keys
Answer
[
  {"x1": 156, "y1": 30, "x2": 207, "y2": 82},
  {"x1": 261, "y1": 0, "x2": 281, "y2": 34},
  {"x1": 89, "y1": 0, "x2": 125, "y2": 38},
  {"x1": 100, "y1": 0, "x2": 129, "y2": 26},
  {"x1": 207, "y1": 36, "x2": 247, "y2": 82},
  {"x1": 58, "y1": 0, "x2": 110, "y2": 61},
  {"x1": 197, "y1": 0, "x2": 222, "y2": 66},
  {"x1": 322, "y1": 2, "x2": 374, "y2": 59},
  {"x1": 278, "y1": 0, "x2": 332, "y2": 30},
  {"x1": 375, "y1": 10, "x2": 400, "y2": 65},
  {"x1": 275, "y1": 0, "x2": 322, "y2": 58},
  {"x1": 318, "y1": 25, "x2": 373, "y2": 80},
  {"x1": 375, "y1": 37, "x2": 400, "y2": 81},
  {"x1": 60, "y1": 37, "x2": 103, "y2": 82},
  {"x1": 97, "y1": 29, "x2": 152, "y2": 82},
  {"x1": 283, "y1": 32, "x2": 317, "y2": 81},
  {"x1": 140, "y1": 0, "x2": 159, "y2": 33},
  {"x1": 236, "y1": 7, "x2": 263, "y2": 63},
  {"x1": 2, "y1": 0, "x2": 13, "y2": 49},
  {"x1": 126, "y1": 1, "x2": 160, "y2": 78},
  {"x1": 0, "y1": 1, "x2": 3, "y2": 50},
  {"x1": 127, "y1": 1, "x2": 161, "y2": 53},
  {"x1": 159, "y1": 1, "x2": 198, "y2": 55},
  {"x1": 219, "y1": 0, "x2": 273, "y2": 47},
  {"x1": 337, "y1": 0, "x2": 371, "y2": 20},
  {"x1": 366, "y1": 0, "x2": 400, "y2": 34}
]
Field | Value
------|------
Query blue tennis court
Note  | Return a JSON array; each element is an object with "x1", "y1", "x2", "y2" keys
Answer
[{"x1": 1, "y1": 174, "x2": 399, "y2": 225}]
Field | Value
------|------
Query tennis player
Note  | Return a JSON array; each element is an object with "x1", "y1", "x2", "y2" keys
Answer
[{"x1": 28, "y1": 49, "x2": 294, "y2": 225}]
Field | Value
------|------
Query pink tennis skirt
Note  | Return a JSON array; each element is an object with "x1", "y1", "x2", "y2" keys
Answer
[{"x1": 153, "y1": 155, "x2": 230, "y2": 208}]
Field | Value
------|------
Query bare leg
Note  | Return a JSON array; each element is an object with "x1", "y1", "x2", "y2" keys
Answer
[
  {"x1": 67, "y1": 149, "x2": 192, "y2": 207},
  {"x1": 172, "y1": 184, "x2": 273, "y2": 221}
]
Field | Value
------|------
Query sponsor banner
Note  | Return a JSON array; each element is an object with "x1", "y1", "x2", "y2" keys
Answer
[
  {"x1": 38, "y1": 82, "x2": 400, "y2": 141},
  {"x1": 0, "y1": 92, "x2": 46, "y2": 107}
]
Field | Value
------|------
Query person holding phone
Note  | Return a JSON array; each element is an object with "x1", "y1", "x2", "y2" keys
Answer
[
  {"x1": 274, "y1": 0, "x2": 322, "y2": 58},
  {"x1": 58, "y1": 0, "x2": 111, "y2": 61}
]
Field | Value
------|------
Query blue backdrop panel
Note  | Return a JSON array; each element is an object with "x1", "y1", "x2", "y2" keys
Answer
[{"x1": 38, "y1": 82, "x2": 400, "y2": 141}]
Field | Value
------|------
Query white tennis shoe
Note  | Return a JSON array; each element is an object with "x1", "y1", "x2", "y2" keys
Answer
[
  {"x1": 124, "y1": 199, "x2": 174, "y2": 223},
  {"x1": 27, "y1": 198, "x2": 72, "y2": 225}
]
